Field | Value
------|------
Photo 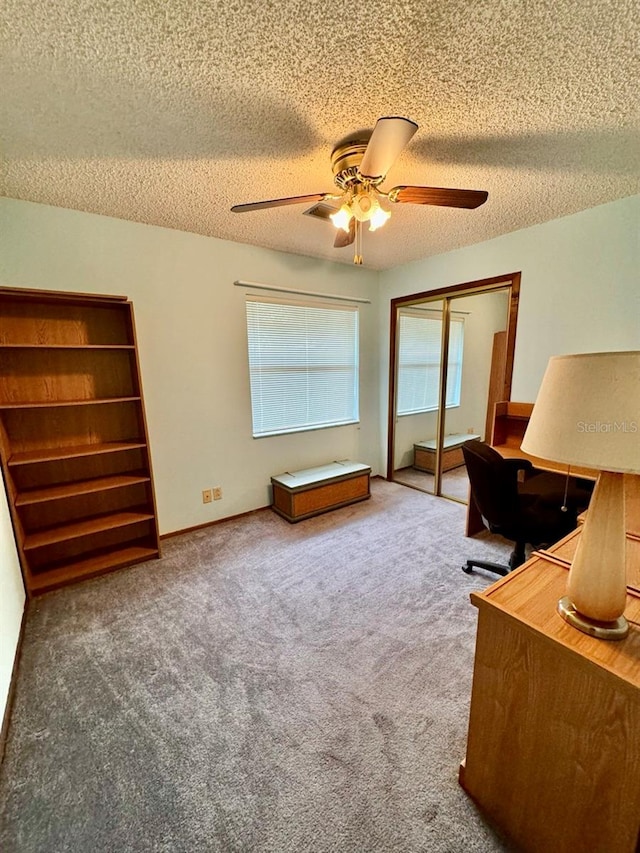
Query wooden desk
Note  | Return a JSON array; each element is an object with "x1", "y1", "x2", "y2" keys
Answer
[
  {"x1": 490, "y1": 401, "x2": 599, "y2": 478},
  {"x1": 460, "y1": 554, "x2": 640, "y2": 852}
]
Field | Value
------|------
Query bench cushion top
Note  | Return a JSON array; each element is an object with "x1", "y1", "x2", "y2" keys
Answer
[
  {"x1": 414, "y1": 433, "x2": 481, "y2": 451},
  {"x1": 271, "y1": 460, "x2": 371, "y2": 489}
]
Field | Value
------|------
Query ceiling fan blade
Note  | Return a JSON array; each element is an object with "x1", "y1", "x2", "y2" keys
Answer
[
  {"x1": 334, "y1": 218, "x2": 355, "y2": 248},
  {"x1": 388, "y1": 186, "x2": 488, "y2": 209},
  {"x1": 231, "y1": 193, "x2": 328, "y2": 213},
  {"x1": 359, "y1": 117, "x2": 419, "y2": 180}
]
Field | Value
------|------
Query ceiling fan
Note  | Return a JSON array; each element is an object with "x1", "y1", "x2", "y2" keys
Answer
[{"x1": 231, "y1": 116, "x2": 488, "y2": 264}]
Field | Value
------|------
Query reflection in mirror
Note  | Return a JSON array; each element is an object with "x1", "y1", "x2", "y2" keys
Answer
[
  {"x1": 441, "y1": 289, "x2": 511, "y2": 503},
  {"x1": 392, "y1": 299, "x2": 445, "y2": 495}
]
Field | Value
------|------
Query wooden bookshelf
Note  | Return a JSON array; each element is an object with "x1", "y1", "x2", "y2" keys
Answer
[{"x1": 0, "y1": 286, "x2": 161, "y2": 596}]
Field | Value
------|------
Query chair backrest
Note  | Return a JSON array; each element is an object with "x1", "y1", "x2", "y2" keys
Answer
[{"x1": 462, "y1": 440, "x2": 519, "y2": 530}]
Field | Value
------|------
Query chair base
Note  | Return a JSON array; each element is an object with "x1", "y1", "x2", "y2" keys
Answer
[
  {"x1": 462, "y1": 559, "x2": 510, "y2": 577},
  {"x1": 462, "y1": 542, "x2": 527, "y2": 577}
]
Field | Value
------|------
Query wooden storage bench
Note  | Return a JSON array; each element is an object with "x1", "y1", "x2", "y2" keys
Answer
[
  {"x1": 271, "y1": 461, "x2": 371, "y2": 522},
  {"x1": 413, "y1": 433, "x2": 481, "y2": 474}
]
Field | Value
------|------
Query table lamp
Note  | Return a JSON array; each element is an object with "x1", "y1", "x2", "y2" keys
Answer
[{"x1": 521, "y1": 351, "x2": 640, "y2": 640}]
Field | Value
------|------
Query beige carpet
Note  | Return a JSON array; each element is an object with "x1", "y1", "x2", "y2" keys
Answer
[{"x1": 0, "y1": 479, "x2": 512, "y2": 852}]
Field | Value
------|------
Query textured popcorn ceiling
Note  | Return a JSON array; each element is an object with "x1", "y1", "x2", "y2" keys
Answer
[{"x1": 1, "y1": 0, "x2": 639, "y2": 270}]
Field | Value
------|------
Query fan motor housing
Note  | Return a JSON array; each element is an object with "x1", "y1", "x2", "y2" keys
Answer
[{"x1": 331, "y1": 140, "x2": 374, "y2": 189}]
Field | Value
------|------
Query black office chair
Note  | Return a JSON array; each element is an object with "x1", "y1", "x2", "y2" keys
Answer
[{"x1": 461, "y1": 439, "x2": 593, "y2": 576}]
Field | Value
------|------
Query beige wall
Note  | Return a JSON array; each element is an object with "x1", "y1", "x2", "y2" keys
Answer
[{"x1": 0, "y1": 477, "x2": 25, "y2": 723}]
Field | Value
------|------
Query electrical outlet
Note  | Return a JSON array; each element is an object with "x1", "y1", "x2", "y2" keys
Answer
[
  {"x1": 212, "y1": 486, "x2": 222, "y2": 501},
  {"x1": 202, "y1": 489, "x2": 213, "y2": 504}
]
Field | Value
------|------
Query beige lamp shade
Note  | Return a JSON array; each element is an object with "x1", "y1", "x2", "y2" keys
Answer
[{"x1": 521, "y1": 351, "x2": 640, "y2": 474}]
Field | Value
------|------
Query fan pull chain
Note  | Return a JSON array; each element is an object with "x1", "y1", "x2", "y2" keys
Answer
[
  {"x1": 354, "y1": 219, "x2": 363, "y2": 265},
  {"x1": 561, "y1": 465, "x2": 571, "y2": 512}
]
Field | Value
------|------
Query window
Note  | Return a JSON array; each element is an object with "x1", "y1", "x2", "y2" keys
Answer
[
  {"x1": 246, "y1": 298, "x2": 359, "y2": 437},
  {"x1": 396, "y1": 309, "x2": 464, "y2": 416}
]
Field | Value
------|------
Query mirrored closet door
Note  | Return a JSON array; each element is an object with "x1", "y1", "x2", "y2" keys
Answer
[{"x1": 388, "y1": 274, "x2": 520, "y2": 505}]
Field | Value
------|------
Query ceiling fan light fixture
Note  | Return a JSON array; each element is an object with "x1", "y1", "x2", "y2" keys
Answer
[
  {"x1": 351, "y1": 191, "x2": 378, "y2": 223},
  {"x1": 368, "y1": 204, "x2": 391, "y2": 231},
  {"x1": 330, "y1": 203, "x2": 353, "y2": 232}
]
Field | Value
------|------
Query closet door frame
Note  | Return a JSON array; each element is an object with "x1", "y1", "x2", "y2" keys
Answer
[{"x1": 387, "y1": 272, "x2": 521, "y2": 487}]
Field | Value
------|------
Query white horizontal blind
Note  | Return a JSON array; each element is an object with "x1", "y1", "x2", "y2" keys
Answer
[
  {"x1": 397, "y1": 310, "x2": 464, "y2": 415},
  {"x1": 246, "y1": 298, "x2": 359, "y2": 437},
  {"x1": 445, "y1": 317, "x2": 464, "y2": 407}
]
